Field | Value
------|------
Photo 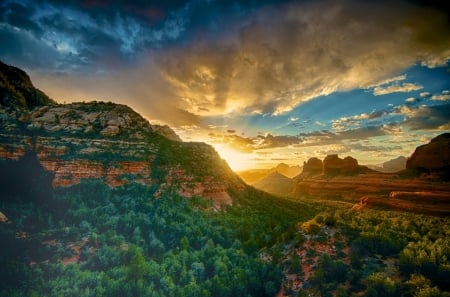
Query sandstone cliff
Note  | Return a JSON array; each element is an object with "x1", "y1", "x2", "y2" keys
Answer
[
  {"x1": 0, "y1": 61, "x2": 242, "y2": 207},
  {"x1": 406, "y1": 133, "x2": 450, "y2": 179},
  {"x1": 300, "y1": 157, "x2": 323, "y2": 177},
  {"x1": 297, "y1": 155, "x2": 370, "y2": 178},
  {"x1": 323, "y1": 155, "x2": 366, "y2": 175}
]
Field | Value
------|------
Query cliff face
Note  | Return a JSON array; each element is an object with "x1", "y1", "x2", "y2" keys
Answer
[
  {"x1": 301, "y1": 157, "x2": 323, "y2": 177},
  {"x1": 297, "y1": 155, "x2": 370, "y2": 178},
  {"x1": 0, "y1": 61, "x2": 242, "y2": 207},
  {"x1": 406, "y1": 133, "x2": 450, "y2": 178},
  {"x1": 323, "y1": 155, "x2": 361, "y2": 175}
]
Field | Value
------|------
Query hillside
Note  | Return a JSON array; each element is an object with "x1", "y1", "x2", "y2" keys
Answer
[
  {"x1": 0, "y1": 61, "x2": 244, "y2": 208},
  {"x1": 0, "y1": 61, "x2": 314, "y2": 297}
]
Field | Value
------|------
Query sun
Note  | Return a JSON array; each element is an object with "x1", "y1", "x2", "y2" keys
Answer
[{"x1": 212, "y1": 144, "x2": 253, "y2": 172}]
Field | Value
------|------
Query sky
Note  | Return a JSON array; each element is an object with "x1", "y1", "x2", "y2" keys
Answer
[{"x1": 1, "y1": 0, "x2": 450, "y2": 171}]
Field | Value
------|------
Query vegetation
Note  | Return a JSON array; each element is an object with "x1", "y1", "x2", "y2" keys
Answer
[{"x1": 0, "y1": 153, "x2": 449, "y2": 296}]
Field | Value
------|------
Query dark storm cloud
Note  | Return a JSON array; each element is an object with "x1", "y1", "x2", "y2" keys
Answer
[
  {"x1": 0, "y1": 23, "x2": 69, "y2": 69},
  {"x1": 0, "y1": 0, "x2": 292, "y2": 73},
  {"x1": 1, "y1": 1, "x2": 42, "y2": 33},
  {"x1": 0, "y1": 0, "x2": 197, "y2": 72}
]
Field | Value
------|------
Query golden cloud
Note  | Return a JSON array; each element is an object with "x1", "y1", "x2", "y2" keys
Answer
[{"x1": 156, "y1": 0, "x2": 450, "y2": 120}]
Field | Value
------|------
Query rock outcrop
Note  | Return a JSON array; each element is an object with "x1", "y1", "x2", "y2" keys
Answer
[
  {"x1": 0, "y1": 60, "x2": 55, "y2": 109},
  {"x1": 323, "y1": 155, "x2": 360, "y2": 175},
  {"x1": 406, "y1": 133, "x2": 450, "y2": 179},
  {"x1": 0, "y1": 60, "x2": 243, "y2": 207},
  {"x1": 301, "y1": 157, "x2": 323, "y2": 177}
]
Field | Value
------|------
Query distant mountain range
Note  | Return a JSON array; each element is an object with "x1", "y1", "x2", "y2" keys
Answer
[
  {"x1": 367, "y1": 156, "x2": 407, "y2": 172},
  {"x1": 237, "y1": 163, "x2": 302, "y2": 184}
]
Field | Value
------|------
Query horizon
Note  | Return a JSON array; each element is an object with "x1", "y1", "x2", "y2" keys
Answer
[{"x1": 1, "y1": 0, "x2": 449, "y2": 170}]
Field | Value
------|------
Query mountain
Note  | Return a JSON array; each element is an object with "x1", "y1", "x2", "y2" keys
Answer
[
  {"x1": 368, "y1": 156, "x2": 407, "y2": 172},
  {"x1": 383, "y1": 156, "x2": 407, "y2": 172},
  {"x1": 271, "y1": 163, "x2": 302, "y2": 178},
  {"x1": 237, "y1": 162, "x2": 301, "y2": 184},
  {"x1": 252, "y1": 171, "x2": 294, "y2": 195},
  {"x1": 0, "y1": 61, "x2": 243, "y2": 208}
]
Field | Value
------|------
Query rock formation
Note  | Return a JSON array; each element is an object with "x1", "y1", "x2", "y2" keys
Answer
[
  {"x1": 301, "y1": 157, "x2": 323, "y2": 177},
  {"x1": 0, "y1": 60, "x2": 55, "y2": 109},
  {"x1": 0, "y1": 60, "x2": 243, "y2": 207},
  {"x1": 406, "y1": 133, "x2": 450, "y2": 179},
  {"x1": 322, "y1": 155, "x2": 365, "y2": 175}
]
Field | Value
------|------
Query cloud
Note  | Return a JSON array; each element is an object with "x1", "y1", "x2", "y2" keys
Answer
[
  {"x1": 156, "y1": 0, "x2": 450, "y2": 117},
  {"x1": 399, "y1": 103, "x2": 450, "y2": 130},
  {"x1": 0, "y1": 0, "x2": 190, "y2": 72},
  {"x1": 366, "y1": 74, "x2": 407, "y2": 88},
  {"x1": 216, "y1": 125, "x2": 391, "y2": 152},
  {"x1": 347, "y1": 143, "x2": 396, "y2": 152},
  {"x1": 431, "y1": 91, "x2": 450, "y2": 101},
  {"x1": 2, "y1": 0, "x2": 450, "y2": 130},
  {"x1": 431, "y1": 94, "x2": 450, "y2": 101},
  {"x1": 330, "y1": 109, "x2": 391, "y2": 131},
  {"x1": 255, "y1": 133, "x2": 300, "y2": 149},
  {"x1": 373, "y1": 82, "x2": 423, "y2": 96},
  {"x1": 208, "y1": 132, "x2": 255, "y2": 153}
]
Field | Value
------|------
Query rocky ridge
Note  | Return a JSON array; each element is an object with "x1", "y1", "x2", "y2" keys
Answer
[{"x1": 0, "y1": 61, "x2": 242, "y2": 207}]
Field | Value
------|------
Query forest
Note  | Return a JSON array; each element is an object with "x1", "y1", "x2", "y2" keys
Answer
[{"x1": 0, "y1": 155, "x2": 449, "y2": 297}]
